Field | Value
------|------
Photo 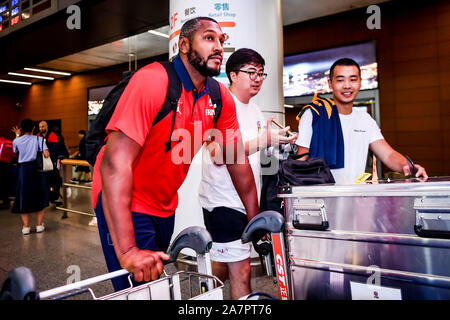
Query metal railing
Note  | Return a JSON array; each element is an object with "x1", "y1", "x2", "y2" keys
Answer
[{"x1": 56, "y1": 158, "x2": 94, "y2": 217}]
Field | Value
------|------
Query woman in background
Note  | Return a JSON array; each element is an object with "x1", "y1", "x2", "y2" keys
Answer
[
  {"x1": 70, "y1": 129, "x2": 92, "y2": 183},
  {"x1": 11, "y1": 118, "x2": 50, "y2": 234}
]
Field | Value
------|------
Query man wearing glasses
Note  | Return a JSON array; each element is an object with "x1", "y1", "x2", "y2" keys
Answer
[{"x1": 199, "y1": 48, "x2": 297, "y2": 299}]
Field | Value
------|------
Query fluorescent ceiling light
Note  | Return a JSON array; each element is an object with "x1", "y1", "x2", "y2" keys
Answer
[
  {"x1": 0, "y1": 79, "x2": 32, "y2": 85},
  {"x1": 24, "y1": 68, "x2": 71, "y2": 76},
  {"x1": 148, "y1": 30, "x2": 169, "y2": 39},
  {"x1": 284, "y1": 104, "x2": 295, "y2": 108},
  {"x1": 9, "y1": 72, "x2": 54, "y2": 80}
]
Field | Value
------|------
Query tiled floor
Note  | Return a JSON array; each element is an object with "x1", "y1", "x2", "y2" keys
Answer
[{"x1": 0, "y1": 184, "x2": 279, "y2": 300}]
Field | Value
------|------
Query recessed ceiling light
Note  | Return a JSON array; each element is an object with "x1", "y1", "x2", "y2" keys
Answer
[
  {"x1": 24, "y1": 68, "x2": 71, "y2": 76},
  {"x1": 148, "y1": 30, "x2": 169, "y2": 39},
  {"x1": 0, "y1": 79, "x2": 32, "y2": 85},
  {"x1": 8, "y1": 72, "x2": 54, "y2": 80}
]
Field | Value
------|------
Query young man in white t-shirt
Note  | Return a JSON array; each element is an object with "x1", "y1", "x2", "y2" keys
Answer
[
  {"x1": 296, "y1": 58, "x2": 427, "y2": 184},
  {"x1": 199, "y1": 48, "x2": 297, "y2": 299}
]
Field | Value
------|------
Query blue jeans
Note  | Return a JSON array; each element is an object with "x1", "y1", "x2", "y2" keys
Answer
[{"x1": 95, "y1": 192, "x2": 175, "y2": 291}]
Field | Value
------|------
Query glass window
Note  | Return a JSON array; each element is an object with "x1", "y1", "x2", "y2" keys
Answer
[
  {"x1": 22, "y1": 1, "x2": 30, "y2": 10},
  {"x1": 32, "y1": 0, "x2": 50, "y2": 15}
]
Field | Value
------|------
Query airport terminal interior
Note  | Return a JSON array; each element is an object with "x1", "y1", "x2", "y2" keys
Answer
[{"x1": 1, "y1": 0, "x2": 450, "y2": 301}]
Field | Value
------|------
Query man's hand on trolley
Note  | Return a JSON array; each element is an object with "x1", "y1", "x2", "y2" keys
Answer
[{"x1": 119, "y1": 247, "x2": 170, "y2": 282}]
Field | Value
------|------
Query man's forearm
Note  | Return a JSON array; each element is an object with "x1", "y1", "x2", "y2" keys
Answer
[
  {"x1": 101, "y1": 155, "x2": 137, "y2": 259},
  {"x1": 226, "y1": 162, "x2": 259, "y2": 221},
  {"x1": 100, "y1": 131, "x2": 142, "y2": 262},
  {"x1": 380, "y1": 149, "x2": 408, "y2": 173}
]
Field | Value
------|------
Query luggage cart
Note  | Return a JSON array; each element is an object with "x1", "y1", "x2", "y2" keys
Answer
[
  {"x1": 0, "y1": 226, "x2": 223, "y2": 300},
  {"x1": 242, "y1": 177, "x2": 450, "y2": 300}
]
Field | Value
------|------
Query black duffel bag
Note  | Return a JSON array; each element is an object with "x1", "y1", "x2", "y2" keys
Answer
[
  {"x1": 278, "y1": 153, "x2": 335, "y2": 186},
  {"x1": 260, "y1": 152, "x2": 334, "y2": 214}
]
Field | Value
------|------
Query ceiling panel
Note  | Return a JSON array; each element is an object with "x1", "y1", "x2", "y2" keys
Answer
[
  {"x1": 35, "y1": 25, "x2": 170, "y2": 73},
  {"x1": 1, "y1": 0, "x2": 392, "y2": 82},
  {"x1": 282, "y1": 0, "x2": 390, "y2": 26}
]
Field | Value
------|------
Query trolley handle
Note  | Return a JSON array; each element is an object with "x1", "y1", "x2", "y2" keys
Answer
[
  {"x1": 166, "y1": 226, "x2": 212, "y2": 263},
  {"x1": 1, "y1": 226, "x2": 213, "y2": 300},
  {"x1": 241, "y1": 210, "x2": 285, "y2": 246}
]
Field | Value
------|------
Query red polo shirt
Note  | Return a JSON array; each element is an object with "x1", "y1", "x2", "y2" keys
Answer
[{"x1": 92, "y1": 58, "x2": 241, "y2": 217}]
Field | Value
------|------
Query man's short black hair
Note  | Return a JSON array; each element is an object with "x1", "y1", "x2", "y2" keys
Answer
[
  {"x1": 20, "y1": 118, "x2": 34, "y2": 133},
  {"x1": 78, "y1": 130, "x2": 86, "y2": 136},
  {"x1": 180, "y1": 16, "x2": 219, "y2": 43},
  {"x1": 329, "y1": 58, "x2": 361, "y2": 79},
  {"x1": 226, "y1": 48, "x2": 265, "y2": 83}
]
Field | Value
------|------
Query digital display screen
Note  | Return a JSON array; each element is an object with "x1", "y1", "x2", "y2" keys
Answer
[
  {"x1": 283, "y1": 41, "x2": 378, "y2": 97},
  {"x1": 11, "y1": 0, "x2": 19, "y2": 6},
  {"x1": 11, "y1": 7, "x2": 19, "y2": 16},
  {"x1": 0, "y1": 5, "x2": 7, "y2": 14}
]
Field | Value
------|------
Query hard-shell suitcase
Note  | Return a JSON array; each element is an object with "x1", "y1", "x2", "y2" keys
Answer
[
  {"x1": 243, "y1": 177, "x2": 450, "y2": 300},
  {"x1": 280, "y1": 177, "x2": 450, "y2": 300}
]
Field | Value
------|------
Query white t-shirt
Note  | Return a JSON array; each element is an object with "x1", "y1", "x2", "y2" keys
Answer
[
  {"x1": 296, "y1": 108, "x2": 384, "y2": 184},
  {"x1": 198, "y1": 93, "x2": 266, "y2": 214}
]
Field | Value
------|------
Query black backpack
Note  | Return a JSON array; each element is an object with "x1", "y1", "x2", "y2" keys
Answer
[{"x1": 85, "y1": 61, "x2": 223, "y2": 166}]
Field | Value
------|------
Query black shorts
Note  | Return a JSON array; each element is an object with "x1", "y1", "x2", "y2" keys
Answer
[{"x1": 202, "y1": 206, "x2": 248, "y2": 243}]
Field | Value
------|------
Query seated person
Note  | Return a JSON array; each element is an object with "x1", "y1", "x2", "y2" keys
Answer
[{"x1": 295, "y1": 58, "x2": 427, "y2": 184}]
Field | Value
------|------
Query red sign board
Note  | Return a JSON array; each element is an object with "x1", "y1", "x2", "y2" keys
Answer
[{"x1": 11, "y1": 16, "x2": 19, "y2": 26}]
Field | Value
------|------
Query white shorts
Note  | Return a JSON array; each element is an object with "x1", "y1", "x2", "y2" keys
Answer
[{"x1": 210, "y1": 239, "x2": 251, "y2": 263}]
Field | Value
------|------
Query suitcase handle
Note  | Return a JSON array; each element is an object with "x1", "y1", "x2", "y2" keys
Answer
[
  {"x1": 414, "y1": 225, "x2": 450, "y2": 239},
  {"x1": 292, "y1": 220, "x2": 329, "y2": 231}
]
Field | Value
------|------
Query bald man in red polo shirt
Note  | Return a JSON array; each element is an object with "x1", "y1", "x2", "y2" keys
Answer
[{"x1": 92, "y1": 17, "x2": 259, "y2": 291}]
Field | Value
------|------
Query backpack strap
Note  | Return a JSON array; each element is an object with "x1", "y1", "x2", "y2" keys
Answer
[
  {"x1": 206, "y1": 77, "x2": 222, "y2": 127},
  {"x1": 152, "y1": 62, "x2": 223, "y2": 152},
  {"x1": 154, "y1": 62, "x2": 183, "y2": 152}
]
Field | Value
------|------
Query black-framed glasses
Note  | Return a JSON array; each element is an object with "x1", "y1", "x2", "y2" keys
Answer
[{"x1": 236, "y1": 69, "x2": 268, "y2": 80}]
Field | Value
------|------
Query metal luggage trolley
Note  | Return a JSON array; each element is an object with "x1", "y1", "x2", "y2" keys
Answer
[
  {"x1": 242, "y1": 177, "x2": 450, "y2": 300},
  {"x1": 0, "y1": 227, "x2": 223, "y2": 300}
]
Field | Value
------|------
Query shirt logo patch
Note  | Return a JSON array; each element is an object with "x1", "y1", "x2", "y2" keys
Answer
[
  {"x1": 205, "y1": 109, "x2": 215, "y2": 116},
  {"x1": 176, "y1": 101, "x2": 182, "y2": 116},
  {"x1": 205, "y1": 97, "x2": 216, "y2": 117},
  {"x1": 257, "y1": 121, "x2": 262, "y2": 132}
]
